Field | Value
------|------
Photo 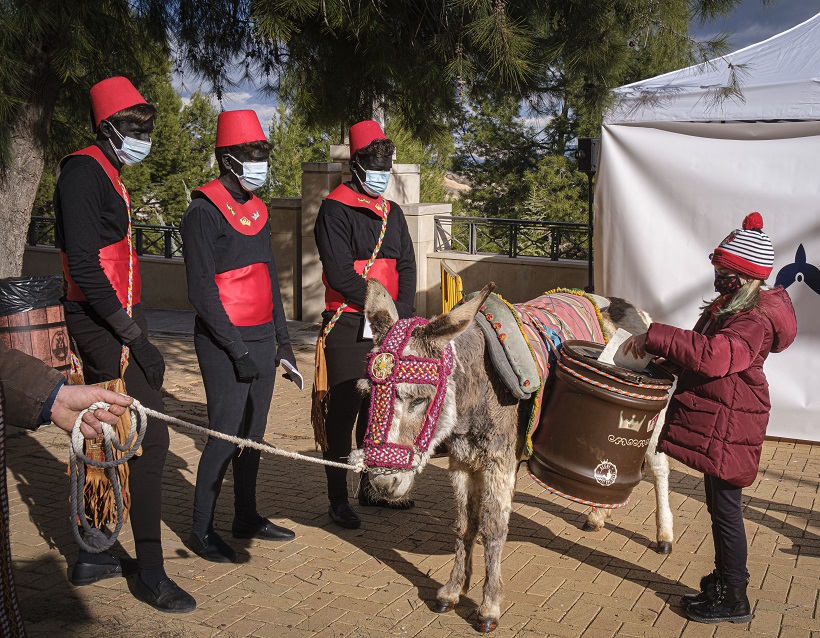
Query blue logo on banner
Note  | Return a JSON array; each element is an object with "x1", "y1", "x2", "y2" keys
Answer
[{"x1": 775, "y1": 245, "x2": 820, "y2": 296}]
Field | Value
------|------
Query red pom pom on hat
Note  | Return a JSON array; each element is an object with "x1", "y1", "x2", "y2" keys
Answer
[
  {"x1": 90, "y1": 77, "x2": 148, "y2": 128},
  {"x1": 215, "y1": 110, "x2": 267, "y2": 148},
  {"x1": 743, "y1": 212, "x2": 764, "y2": 230}
]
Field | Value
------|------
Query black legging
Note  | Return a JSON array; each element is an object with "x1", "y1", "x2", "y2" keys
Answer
[
  {"x1": 322, "y1": 378, "x2": 370, "y2": 505},
  {"x1": 704, "y1": 473, "x2": 749, "y2": 586},
  {"x1": 64, "y1": 304, "x2": 168, "y2": 572},
  {"x1": 191, "y1": 326, "x2": 276, "y2": 537}
]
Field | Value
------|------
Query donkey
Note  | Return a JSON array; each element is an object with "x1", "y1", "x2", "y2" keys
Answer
[{"x1": 352, "y1": 280, "x2": 673, "y2": 633}]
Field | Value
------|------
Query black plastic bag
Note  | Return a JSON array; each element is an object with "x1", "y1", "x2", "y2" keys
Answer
[{"x1": 0, "y1": 275, "x2": 64, "y2": 317}]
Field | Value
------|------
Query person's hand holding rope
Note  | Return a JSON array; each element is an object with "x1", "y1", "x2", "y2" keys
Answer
[{"x1": 50, "y1": 383, "x2": 133, "y2": 439}]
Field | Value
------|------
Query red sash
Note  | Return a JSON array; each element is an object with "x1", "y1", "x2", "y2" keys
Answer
[
  {"x1": 60, "y1": 146, "x2": 141, "y2": 307},
  {"x1": 214, "y1": 263, "x2": 273, "y2": 326},
  {"x1": 324, "y1": 259, "x2": 399, "y2": 313},
  {"x1": 326, "y1": 184, "x2": 389, "y2": 219},
  {"x1": 194, "y1": 180, "x2": 268, "y2": 236}
]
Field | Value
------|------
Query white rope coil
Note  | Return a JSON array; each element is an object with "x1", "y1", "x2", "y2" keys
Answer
[{"x1": 69, "y1": 398, "x2": 367, "y2": 553}]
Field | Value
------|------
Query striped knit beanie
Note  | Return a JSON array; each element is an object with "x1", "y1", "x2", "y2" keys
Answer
[{"x1": 711, "y1": 212, "x2": 774, "y2": 279}]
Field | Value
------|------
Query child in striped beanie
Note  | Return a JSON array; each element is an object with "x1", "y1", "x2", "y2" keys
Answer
[{"x1": 622, "y1": 210, "x2": 797, "y2": 625}]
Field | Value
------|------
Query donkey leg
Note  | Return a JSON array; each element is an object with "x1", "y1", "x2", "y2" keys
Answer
[
  {"x1": 436, "y1": 466, "x2": 479, "y2": 613},
  {"x1": 646, "y1": 428, "x2": 673, "y2": 553},
  {"x1": 475, "y1": 458, "x2": 516, "y2": 633},
  {"x1": 583, "y1": 506, "x2": 612, "y2": 532}
]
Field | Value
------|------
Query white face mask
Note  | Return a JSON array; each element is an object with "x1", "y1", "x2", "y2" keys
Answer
[
  {"x1": 226, "y1": 154, "x2": 268, "y2": 191},
  {"x1": 106, "y1": 121, "x2": 152, "y2": 165}
]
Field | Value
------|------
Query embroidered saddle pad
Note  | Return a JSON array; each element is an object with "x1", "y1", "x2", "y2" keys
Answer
[{"x1": 464, "y1": 288, "x2": 607, "y2": 456}]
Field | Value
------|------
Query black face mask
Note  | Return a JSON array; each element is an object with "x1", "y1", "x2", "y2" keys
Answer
[{"x1": 714, "y1": 273, "x2": 743, "y2": 295}]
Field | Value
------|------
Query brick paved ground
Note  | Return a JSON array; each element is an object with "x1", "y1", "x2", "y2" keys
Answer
[{"x1": 6, "y1": 324, "x2": 820, "y2": 637}]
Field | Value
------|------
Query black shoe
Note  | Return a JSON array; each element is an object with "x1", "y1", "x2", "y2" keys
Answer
[
  {"x1": 682, "y1": 570, "x2": 720, "y2": 608},
  {"x1": 232, "y1": 517, "x2": 296, "y2": 541},
  {"x1": 187, "y1": 531, "x2": 237, "y2": 563},
  {"x1": 358, "y1": 475, "x2": 414, "y2": 509},
  {"x1": 686, "y1": 581, "x2": 754, "y2": 624},
  {"x1": 133, "y1": 576, "x2": 196, "y2": 613},
  {"x1": 329, "y1": 502, "x2": 361, "y2": 529},
  {"x1": 70, "y1": 555, "x2": 123, "y2": 586}
]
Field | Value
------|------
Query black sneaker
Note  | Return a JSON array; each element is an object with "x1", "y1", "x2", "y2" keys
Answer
[
  {"x1": 132, "y1": 576, "x2": 196, "y2": 613},
  {"x1": 328, "y1": 502, "x2": 361, "y2": 529},
  {"x1": 187, "y1": 531, "x2": 237, "y2": 563}
]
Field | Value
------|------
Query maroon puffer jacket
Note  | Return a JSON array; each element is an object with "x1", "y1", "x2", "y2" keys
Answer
[{"x1": 646, "y1": 287, "x2": 797, "y2": 487}]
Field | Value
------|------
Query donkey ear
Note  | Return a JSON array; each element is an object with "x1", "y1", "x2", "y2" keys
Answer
[
  {"x1": 420, "y1": 282, "x2": 495, "y2": 351},
  {"x1": 364, "y1": 278, "x2": 398, "y2": 346}
]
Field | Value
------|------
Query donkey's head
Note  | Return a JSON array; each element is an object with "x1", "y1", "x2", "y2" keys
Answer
[{"x1": 350, "y1": 280, "x2": 492, "y2": 501}]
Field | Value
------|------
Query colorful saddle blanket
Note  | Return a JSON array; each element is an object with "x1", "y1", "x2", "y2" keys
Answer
[{"x1": 468, "y1": 288, "x2": 606, "y2": 456}]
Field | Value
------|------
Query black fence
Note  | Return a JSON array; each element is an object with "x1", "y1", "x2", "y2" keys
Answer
[
  {"x1": 434, "y1": 215, "x2": 589, "y2": 261},
  {"x1": 27, "y1": 216, "x2": 183, "y2": 259}
]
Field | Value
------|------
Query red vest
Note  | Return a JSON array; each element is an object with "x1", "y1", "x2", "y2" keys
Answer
[
  {"x1": 323, "y1": 185, "x2": 399, "y2": 313},
  {"x1": 194, "y1": 180, "x2": 273, "y2": 326},
  {"x1": 60, "y1": 145, "x2": 141, "y2": 307}
]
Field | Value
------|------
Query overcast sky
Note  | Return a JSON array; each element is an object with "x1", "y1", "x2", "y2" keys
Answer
[
  {"x1": 176, "y1": 2, "x2": 819, "y2": 133},
  {"x1": 690, "y1": 0, "x2": 818, "y2": 50}
]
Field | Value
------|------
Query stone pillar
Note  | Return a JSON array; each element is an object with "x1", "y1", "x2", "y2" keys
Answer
[
  {"x1": 403, "y1": 203, "x2": 451, "y2": 318},
  {"x1": 300, "y1": 162, "x2": 343, "y2": 322},
  {"x1": 269, "y1": 197, "x2": 302, "y2": 319}
]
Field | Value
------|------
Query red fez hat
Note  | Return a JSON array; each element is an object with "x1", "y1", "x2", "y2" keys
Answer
[
  {"x1": 90, "y1": 77, "x2": 149, "y2": 129},
  {"x1": 215, "y1": 110, "x2": 267, "y2": 148},
  {"x1": 349, "y1": 120, "x2": 387, "y2": 156}
]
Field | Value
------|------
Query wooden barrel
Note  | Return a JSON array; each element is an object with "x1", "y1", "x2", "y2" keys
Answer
[
  {"x1": 0, "y1": 276, "x2": 70, "y2": 379},
  {"x1": 527, "y1": 340, "x2": 674, "y2": 508}
]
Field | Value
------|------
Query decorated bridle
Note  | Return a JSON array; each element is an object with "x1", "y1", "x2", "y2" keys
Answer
[{"x1": 363, "y1": 316, "x2": 454, "y2": 471}]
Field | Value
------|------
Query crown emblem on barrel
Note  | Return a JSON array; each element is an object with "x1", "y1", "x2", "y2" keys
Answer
[{"x1": 618, "y1": 411, "x2": 646, "y2": 432}]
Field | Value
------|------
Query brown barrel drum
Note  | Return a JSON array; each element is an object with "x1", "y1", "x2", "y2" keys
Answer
[
  {"x1": 527, "y1": 340, "x2": 674, "y2": 508},
  {"x1": 0, "y1": 276, "x2": 71, "y2": 379}
]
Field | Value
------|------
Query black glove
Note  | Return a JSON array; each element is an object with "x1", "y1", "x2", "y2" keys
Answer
[
  {"x1": 129, "y1": 333, "x2": 166, "y2": 391},
  {"x1": 275, "y1": 343, "x2": 296, "y2": 368},
  {"x1": 233, "y1": 352, "x2": 260, "y2": 382}
]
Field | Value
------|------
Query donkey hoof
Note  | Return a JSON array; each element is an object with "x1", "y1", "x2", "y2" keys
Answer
[
  {"x1": 476, "y1": 617, "x2": 498, "y2": 633},
  {"x1": 657, "y1": 541, "x2": 673, "y2": 555},
  {"x1": 434, "y1": 600, "x2": 456, "y2": 613}
]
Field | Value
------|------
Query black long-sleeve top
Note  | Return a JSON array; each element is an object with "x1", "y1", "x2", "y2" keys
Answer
[
  {"x1": 314, "y1": 186, "x2": 417, "y2": 320},
  {"x1": 54, "y1": 148, "x2": 130, "y2": 319},
  {"x1": 180, "y1": 188, "x2": 290, "y2": 359}
]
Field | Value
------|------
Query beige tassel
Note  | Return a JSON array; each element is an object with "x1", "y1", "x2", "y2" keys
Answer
[{"x1": 310, "y1": 336, "x2": 330, "y2": 451}]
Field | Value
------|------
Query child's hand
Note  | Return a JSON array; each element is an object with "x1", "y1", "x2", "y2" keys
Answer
[{"x1": 623, "y1": 332, "x2": 648, "y2": 359}]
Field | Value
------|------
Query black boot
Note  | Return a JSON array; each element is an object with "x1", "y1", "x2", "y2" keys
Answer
[
  {"x1": 686, "y1": 581, "x2": 753, "y2": 624},
  {"x1": 681, "y1": 570, "x2": 720, "y2": 608}
]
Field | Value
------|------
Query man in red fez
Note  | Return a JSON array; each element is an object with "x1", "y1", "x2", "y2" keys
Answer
[
  {"x1": 180, "y1": 110, "x2": 298, "y2": 563},
  {"x1": 314, "y1": 120, "x2": 417, "y2": 529},
  {"x1": 54, "y1": 76, "x2": 195, "y2": 611}
]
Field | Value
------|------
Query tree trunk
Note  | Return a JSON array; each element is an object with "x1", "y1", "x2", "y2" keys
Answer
[{"x1": 0, "y1": 62, "x2": 60, "y2": 279}]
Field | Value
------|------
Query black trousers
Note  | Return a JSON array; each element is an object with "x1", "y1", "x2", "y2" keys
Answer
[
  {"x1": 704, "y1": 473, "x2": 749, "y2": 586},
  {"x1": 191, "y1": 326, "x2": 276, "y2": 536},
  {"x1": 323, "y1": 379, "x2": 370, "y2": 504},
  {"x1": 64, "y1": 304, "x2": 168, "y2": 572}
]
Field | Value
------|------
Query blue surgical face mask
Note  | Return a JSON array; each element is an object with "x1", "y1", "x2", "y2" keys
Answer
[
  {"x1": 360, "y1": 169, "x2": 390, "y2": 197},
  {"x1": 107, "y1": 122, "x2": 152, "y2": 166},
  {"x1": 226, "y1": 155, "x2": 268, "y2": 191}
]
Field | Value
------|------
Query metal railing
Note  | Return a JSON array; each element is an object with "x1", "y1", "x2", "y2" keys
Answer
[
  {"x1": 27, "y1": 216, "x2": 183, "y2": 259},
  {"x1": 434, "y1": 215, "x2": 589, "y2": 261}
]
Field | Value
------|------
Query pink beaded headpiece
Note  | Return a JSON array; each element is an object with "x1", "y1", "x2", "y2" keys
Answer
[{"x1": 363, "y1": 316, "x2": 454, "y2": 470}]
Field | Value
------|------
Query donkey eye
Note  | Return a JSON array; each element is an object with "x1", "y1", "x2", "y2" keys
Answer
[{"x1": 409, "y1": 397, "x2": 428, "y2": 411}]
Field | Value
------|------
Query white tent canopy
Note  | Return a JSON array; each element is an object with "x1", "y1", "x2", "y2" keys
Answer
[
  {"x1": 608, "y1": 12, "x2": 820, "y2": 124},
  {"x1": 596, "y1": 13, "x2": 820, "y2": 441}
]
